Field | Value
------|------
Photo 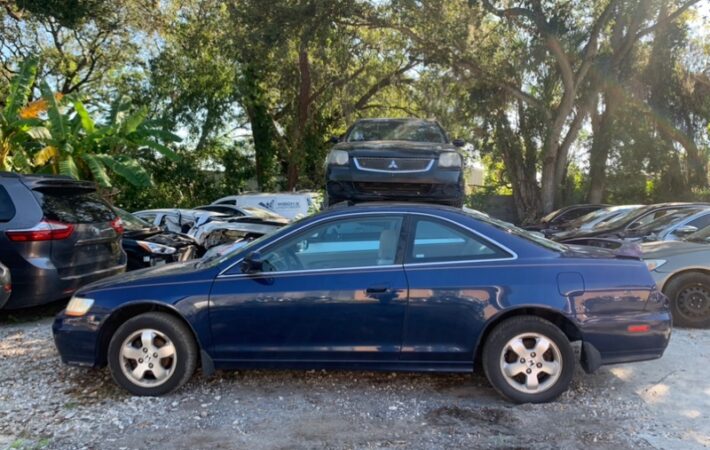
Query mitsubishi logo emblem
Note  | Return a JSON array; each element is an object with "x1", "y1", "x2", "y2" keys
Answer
[{"x1": 388, "y1": 160, "x2": 399, "y2": 169}]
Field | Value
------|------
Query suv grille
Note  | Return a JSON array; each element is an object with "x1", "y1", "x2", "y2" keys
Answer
[
  {"x1": 354, "y1": 182, "x2": 433, "y2": 195},
  {"x1": 354, "y1": 157, "x2": 433, "y2": 173}
]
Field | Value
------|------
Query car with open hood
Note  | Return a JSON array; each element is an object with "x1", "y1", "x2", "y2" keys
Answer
[
  {"x1": 642, "y1": 224, "x2": 710, "y2": 328},
  {"x1": 325, "y1": 118, "x2": 466, "y2": 207}
]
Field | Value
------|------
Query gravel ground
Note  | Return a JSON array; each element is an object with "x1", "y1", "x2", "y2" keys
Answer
[{"x1": 0, "y1": 311, "x2": 708, "y2": 450}]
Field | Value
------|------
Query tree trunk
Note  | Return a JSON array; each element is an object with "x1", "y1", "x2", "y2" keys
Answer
[
  {"x1": 286, "y1": 44, "x2": 313, "y2": 190},
  {"x1": 587, "y1": 88, "x2": 619, "y2": 203}
]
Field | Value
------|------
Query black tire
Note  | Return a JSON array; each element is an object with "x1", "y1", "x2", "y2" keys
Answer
[
  {"x1": 482, "y1": 316, "x2": 575, "y2": 404},
  {"x1": 108, "y1": 312, "x2": 198, "y2": 396},
  {"x1": 664, "y1": 272, "x2": 710, "y2": 328}
]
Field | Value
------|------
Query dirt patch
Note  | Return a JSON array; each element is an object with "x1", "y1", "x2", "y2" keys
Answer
[{"x1": 0, "y1": 318, "x2": 707, "y2": 450}]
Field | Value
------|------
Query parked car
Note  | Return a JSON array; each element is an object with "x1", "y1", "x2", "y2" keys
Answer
[
  {"x1": 195, "y1": 204, "x2": 289, "y2": 223},
  {"x1": 324, "y1": 118, "x2": 466, "y2": 207},
  {"x1": 548, "y1": 205, "x2": 643, "y2": 237},
  {"x1": 525, "y1": 204, "x2": 609, "y2": 233},
  {"x1": 0, "y1": 262, "x2": 10, "y2": 309},
  {"x1": 114, "y1": 208, "x2": 199, "y2": 270},
  {"x1": 53, "y1": 203, "x2": 670, "y2": 403},
  {"x1": 133, "y1": 209, "x2": 228, "y2": 234},
  {"x1": 642, "y1": 225, "x2": 710, "y2": 327},
  {"x1": 623, "y1": 207, "x2": 710, "y2": 243},
  {"x1": 211, "y1": 192, "x2": 320, "y2": 220},
  {"x1": 0, "y1": 172, "x2": 125, "y2": 309},
  {"x1": 554, "y1": 202, "x2": 710, "y2": 242}
]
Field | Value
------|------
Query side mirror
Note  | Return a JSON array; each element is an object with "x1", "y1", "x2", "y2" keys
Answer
[
  {"x1": 452, "y1": 139, "x2": 465, "y2": 147},
  {"x1": 675, "y1": 225, "x2": 698, "y2": 236},
  {"x1": 329, "y1": 136, "x2": 340, "y2": 144},
  {"x1": 240, "y1": 251, "x2": 264, "y2": 274}
]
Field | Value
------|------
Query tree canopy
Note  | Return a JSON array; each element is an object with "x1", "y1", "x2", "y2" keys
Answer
[{"x1": 0, "y1": 0, "x2": 707, "y2": 220}]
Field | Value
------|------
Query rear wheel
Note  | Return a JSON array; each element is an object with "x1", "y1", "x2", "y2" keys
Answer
[
  {"x1": 108, "y1": 312, "x2": 197, "y2": 396},
  {"x1": 664, "y1": 272, "x2": 710, "y2": 328},
  {"x1": 482, "y1": 316, "x2": 575, "y2": 403}
]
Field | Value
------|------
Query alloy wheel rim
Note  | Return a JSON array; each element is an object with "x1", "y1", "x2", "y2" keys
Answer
[
  {"x1": 677, "y1": 284, "x2": 710, "y2": 321},
  {"x1": 499, "y1": 332, "x2": 562, "y2": 394},
  {"x1": 119, "y1": 328, "x2": 177, "y2": 388}
]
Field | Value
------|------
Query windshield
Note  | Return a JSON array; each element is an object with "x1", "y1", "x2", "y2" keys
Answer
[
  {"x1": 114, "y1": 207, "x2": 153, "y2": 231},
  {"x1": 346, "y1": 120, "x2": 446, "y2": 143},
  {"x1": 463, "y1": 210, "x2": 568, "y2": 252},
  {"x1": 592, "y1": 205, "x2": 660, "y2": 231},
  {"x1": 631, "y1": 208, "x2": 703, "y2": 235}
]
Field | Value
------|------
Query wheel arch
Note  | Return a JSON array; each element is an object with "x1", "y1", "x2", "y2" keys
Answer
[
  {"x1": 660, "y1": 268, "x2": 710, "y2": 293},
  {"x1": 96, "y1": 301, "x2": 205, "y2": 368},
  {"x1": 473, "y1": 306, "x2": 582, "y2": 369}
]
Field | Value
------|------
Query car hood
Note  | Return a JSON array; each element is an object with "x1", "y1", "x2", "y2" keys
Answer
[
  {"x1": 334, "y1": 140, "x2": 457, "y2": 156},
  {"x1": 641, "y1": 240, "x2": 710, "y2": 258},
  {"x1": 77, "y1": 260, "x2": 203, "y2": 293}
]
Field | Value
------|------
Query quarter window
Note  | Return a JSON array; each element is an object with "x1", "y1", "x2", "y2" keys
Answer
[
  {"x1": 259, "y1": 216, "x2": 403, "y2": 272},
  {"x1": 0, "y1": 186, "x2": 15, "y2": 222},
  {"x1": 407, "y1": 218, "x2": 510, "y2": 263}
]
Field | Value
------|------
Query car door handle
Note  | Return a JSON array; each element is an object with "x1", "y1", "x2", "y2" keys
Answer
[{"x1": 366, "y1": 285, "x2": 390, "y2": 294}]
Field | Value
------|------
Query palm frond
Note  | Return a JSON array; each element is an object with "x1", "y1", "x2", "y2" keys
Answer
[{"x1": 4, "y1": 57, "x2": 39, "y2": 120}]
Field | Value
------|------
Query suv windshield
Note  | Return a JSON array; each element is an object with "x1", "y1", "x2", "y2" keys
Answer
[{"x1": 346, "y1": 120, "x2": 446, "y2": 143}]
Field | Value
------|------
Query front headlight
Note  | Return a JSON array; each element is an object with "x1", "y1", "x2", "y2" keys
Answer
[
  {"x1": 438, "y1": 152, "x2": 462, "y2": 168},
  {"x1": 326, "y1": 150, "x2": 349, "y2": 166},
  {"x1": 66, "y1": 296, "x2": 94, "y2": 317},
  {"x1": 137, "y1": 241, "x2": 176, "y2": 255},
  {"x1": 644, "y1": 259, "x2": 667, "y2": 271}
]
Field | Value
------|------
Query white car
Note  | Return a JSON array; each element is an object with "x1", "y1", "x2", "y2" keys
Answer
[
  {"x1": 211, "y1": 192, "x2": 321, "y2": 220},
  {"x1": 194, "y1": 204, "x2": 289, "y2": 223},
  {"x1": 133, "y1": 209, "x2": 227, "y2": 234},
  {"x1": 134, "y1": 208, "x2": 283, "y2": 249}
]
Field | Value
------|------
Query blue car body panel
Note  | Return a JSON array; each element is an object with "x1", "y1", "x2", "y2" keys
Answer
[{"x1": 53, "y1": 204, "x2": 671, "y2": 373}]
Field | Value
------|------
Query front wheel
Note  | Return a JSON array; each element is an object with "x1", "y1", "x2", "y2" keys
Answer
[
  {"x1": 108, "y1": 312, "x2": 198, "y2": 396},
  {"x1": 664, "y1": 272, "x2": 710, "y2": 328},
  {"x1": 482, "y1": 316, "x2": 575, "y2": 403}
]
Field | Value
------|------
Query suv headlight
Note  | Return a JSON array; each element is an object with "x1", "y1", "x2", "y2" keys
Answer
[
  {"x1": 137, "y1": 241, "x2": 176, "y2": 255},
  {"x1": 644, "y1": 259, "x2": 666, "y2": 271},
  {"x1": 66, "y1": 296, "x2": 94, "y2": 317},
  {"x1": 438, "y1": 152, "x2": 462, "y2": 168},
  {"x1": 326, "y1": 150, "x2": 349, "y2": 166}
]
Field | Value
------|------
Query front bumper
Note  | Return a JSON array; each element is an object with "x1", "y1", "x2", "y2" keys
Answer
[
  {"x1": 326, "y1": 165, "x2": 464, "y2": 205},
  {"x1": 52, "y1": 312, "x2": 103, "y2": 367}
]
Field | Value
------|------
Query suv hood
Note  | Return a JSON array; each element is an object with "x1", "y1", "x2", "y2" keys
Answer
[{"x1": 334, "y1": 140, "x2": 457, "y2": 156}]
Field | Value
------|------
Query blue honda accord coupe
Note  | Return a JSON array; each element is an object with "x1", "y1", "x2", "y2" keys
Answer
[{"x1": 53, "y1": 203, "x2": 671, "y2": 403}]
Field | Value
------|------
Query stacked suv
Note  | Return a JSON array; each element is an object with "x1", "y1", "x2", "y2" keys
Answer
[{"x1": 0, "y1": 173, "x2": 126, "y2": 309}]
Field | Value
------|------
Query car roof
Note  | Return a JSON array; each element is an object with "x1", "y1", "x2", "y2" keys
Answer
[{"x1": 0, "y1": 171, "x2": 95, "y2": 190}]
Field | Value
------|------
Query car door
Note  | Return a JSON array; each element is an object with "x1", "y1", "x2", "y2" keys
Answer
[
  {"x1": 400, "y1": 215, "x2": 515, "y2": 363},
  {"x1": 208, "y1": 214, "x2": 409, "y2": 364}
]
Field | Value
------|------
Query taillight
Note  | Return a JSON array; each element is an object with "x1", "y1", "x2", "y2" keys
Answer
[
  {"x1": 110, "y1": 217, "x2": 125, "y2": 235},
  {"x1": 6, "y1": 220, "x2": 74, "y2": 242}
]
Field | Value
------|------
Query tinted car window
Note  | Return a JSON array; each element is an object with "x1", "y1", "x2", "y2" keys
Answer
[
  {"x1": 407, "y1": 218, "x2": 510, "y2": 263},
  {"x1": 261, "y1": 216, "x2": 403, "y2": 272},
  {"x1": 33, "y1": 189, "x2": 115, "y2": 223},
  {"x1": 0, "y1": 186, "x2": 16, "y2": 222}
]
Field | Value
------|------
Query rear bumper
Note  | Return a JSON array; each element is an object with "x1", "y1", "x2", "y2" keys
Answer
[
  {"x1": 4, "y1": 262, "x2": 126, "y2": 309},
  {"x1": 326, "y1": 166, "x2": 464, "y2": 205},
  {"x1": 578, "y1": 309, "x2": 672, "y2": 371}
]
